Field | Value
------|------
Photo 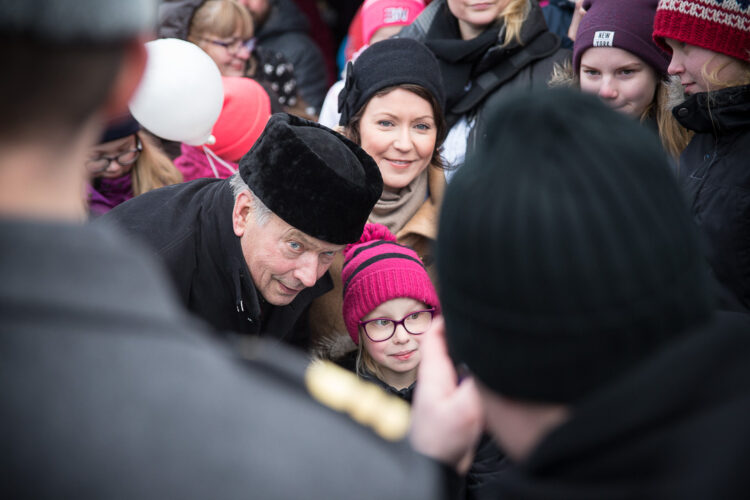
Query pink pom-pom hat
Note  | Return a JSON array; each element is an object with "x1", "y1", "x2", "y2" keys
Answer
[{"x1": 341, "y1": 223, "x2": 440, "y2": 344}]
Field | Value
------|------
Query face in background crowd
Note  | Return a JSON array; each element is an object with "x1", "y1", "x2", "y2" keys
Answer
[
  {"x1": 360, "y1": 297, "x2": 431, "y2": 389},
  {"x1": 357, "y1": 88, "x2": 437, "y2": 192},
  {"x1": 199, "y1": 33, "x2": 253, "y2": 77},
  {"x1": 664, "y1": 39, "x2": 749, "y2": 95},
  {"x1": 579, "y1": 47, "x2": 659, "y2": 118},
  {"x1": 233, "y1": 192, "x2": 343, "y2": 306},
  {"x1": 447, "y1": 0, "x2": 512, "y2": 40},
  {"x1": 86, "y1": 134, "x2": 141, "y2": 179},
  {"x1": 188, "y1": 0, "x2": 255, "y2": 77}
]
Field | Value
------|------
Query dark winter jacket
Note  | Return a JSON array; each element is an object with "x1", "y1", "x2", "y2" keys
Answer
[
  {"x1": 255, "y1": 0, "x2": 328, "y2": 112},
  {"x1": 399, "y1": 0, "x2": 569, "y2": 156},
  {"x1": 673, "y1": 84, "x2": 750, "y2": 313},
  {"x1": 0, "y1": 218, "x2": 442, "y2": 499},
  {"x1": 483, "y1": 311, "x2": 750, "y2": 499},
  {"x1": 99, "y1": 178, "x2": 332, "y2": 348},
  {"x1": 541, "y1": 0, "x2": 575, "y2": 49}
]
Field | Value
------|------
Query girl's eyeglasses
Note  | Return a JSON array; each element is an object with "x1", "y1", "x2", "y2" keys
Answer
[
  {"x1": 85, "y1": 136, "x2": 142, "y2": 174},
  {"x1": 201, "y1": 36, "x2": 256, "y2": 56},
  {"x1": 359, "y1": 308, "x2": 435, "y2": 342}
]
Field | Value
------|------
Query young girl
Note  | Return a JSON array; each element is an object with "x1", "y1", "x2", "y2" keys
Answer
[
  {"x1": 340, "y1": 223, "x2": 440, "y2": 399},
  {"x1": 550, "y1": 0, "x2": 691, "y2": 158},
  {"x1": 653, "y1": 0, "x2": 750, "y2": 311},
  {"x1": 309, "y1": 37, "x2": 446, "y2": 349},
  {"x1": 86, "y1": 115, "x2": 182, "y2": 217}
]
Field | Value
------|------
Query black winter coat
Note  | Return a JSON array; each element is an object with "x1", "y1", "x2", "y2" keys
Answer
[
  {"x1": 674, "y1": 84, "x2": 750, "y2": 312},
  {"x1": 255, "y1": 0, "x2": 328, "y2": 112},
  {"x1": 99, "y1": 178, "x2": 332, "y2": 348}
]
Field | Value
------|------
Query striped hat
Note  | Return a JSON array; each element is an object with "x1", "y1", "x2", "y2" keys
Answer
[
  {"x1": 653, "y1": 0, "x2": 750, "y2": 62},
  {"x1": 342, "y1": 223, "x2": 440, "y2": 344}
]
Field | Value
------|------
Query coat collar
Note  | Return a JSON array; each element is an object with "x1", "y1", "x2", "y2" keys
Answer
[{"x1": 673, "y1": 84, "x2": 750, "y2": 135}]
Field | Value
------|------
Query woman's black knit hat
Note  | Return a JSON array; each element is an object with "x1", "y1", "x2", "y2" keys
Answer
[
  {"x1": 338, "y1": 37, "x2": 445, "y2": 126},
  {"x1": 437, "y1": 88, "x2": 712, "y2": 404}
]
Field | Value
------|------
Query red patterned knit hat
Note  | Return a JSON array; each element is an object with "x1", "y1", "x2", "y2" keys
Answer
[
  {"x1": 342, "y1": 223, "x2": 440, "y2": 344},
  {"x1": 653, "y1": 0, "x2": 750, "y2": 62}
]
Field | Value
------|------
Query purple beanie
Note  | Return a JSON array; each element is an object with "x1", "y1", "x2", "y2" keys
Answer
[
  {"x1": 573, "y1": 0, "x2": 670, "y2": 76},
  {"x1": 341, "y1": 223, "x2": 440, "y2": 344}
]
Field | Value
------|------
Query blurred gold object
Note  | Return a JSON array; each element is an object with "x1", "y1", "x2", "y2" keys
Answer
[{"x1": 305, "y1": 360, "x2": 411, "y2": 442}]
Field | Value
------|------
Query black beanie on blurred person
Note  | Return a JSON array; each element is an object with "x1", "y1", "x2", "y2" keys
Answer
[{"x1": 437, "y1": 88, "x2": 712, "y2": 404}]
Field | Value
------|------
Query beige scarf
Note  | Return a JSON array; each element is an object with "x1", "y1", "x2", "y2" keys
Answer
[{"x1": 369, "y1": 169, "x2": 429, "y2": 234}]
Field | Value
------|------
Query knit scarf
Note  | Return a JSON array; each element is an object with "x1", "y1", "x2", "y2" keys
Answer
[
  {"x1": 87, "y1": 174, "x2": 133, "y2": 216},
  {"x1": 424, "y1": 3, "x2": 501, "y2": 112},
  {"x1": 369, "y1": 169, "x2": 428, "y2": 234}
]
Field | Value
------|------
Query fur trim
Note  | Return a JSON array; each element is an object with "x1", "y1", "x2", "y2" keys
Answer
[
  {"x1": 311, "y1": 331, "x2": 358, "y2": 361},
  {"x1": 548, "y1": 59, "x2": 578, "y2": 88}
]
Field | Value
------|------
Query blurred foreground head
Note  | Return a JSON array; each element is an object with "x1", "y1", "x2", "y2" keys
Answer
[
  {"x1": 0, "y1": 0, "x2": 156, "y2": 143},
  {"x1": 437, "y1": 88, "x2": 711, "y2": 404}
]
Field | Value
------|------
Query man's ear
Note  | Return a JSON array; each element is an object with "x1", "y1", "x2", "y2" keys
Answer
[
  {"x1": 103, "y1": 35, "x2": 149, "y2": 118},
  {"x1": 233, "y1": 191, "x2": 253, "y2": 237}
]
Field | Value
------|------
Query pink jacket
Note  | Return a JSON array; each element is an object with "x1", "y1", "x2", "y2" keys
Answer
[{"x1": 173, "y1": 143, "x2": 239, "y2": 182}]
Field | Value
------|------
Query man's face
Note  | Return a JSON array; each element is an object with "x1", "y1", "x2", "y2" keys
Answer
[{"x1": 233, "y1": 192, "x2": 344, "y2": 306}]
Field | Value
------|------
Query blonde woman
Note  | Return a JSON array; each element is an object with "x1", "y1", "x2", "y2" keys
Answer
[
  {"x1": 399, "y1": 0, "x2": 569, "y2": 180},
  {"x1": 159, "y1": 0, "x2": 310, "y2": 117},
  {"x1": 653, "y1": 0, "x2": 750, "y2": 313}
]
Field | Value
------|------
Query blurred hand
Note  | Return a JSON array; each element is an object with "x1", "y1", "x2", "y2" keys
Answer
[
  {"x1": 409, "y1": 317, "x2": 484, "y2": 475},
  {"x1": 567, "y1": 0, "x2": 587, "y2": 42}
]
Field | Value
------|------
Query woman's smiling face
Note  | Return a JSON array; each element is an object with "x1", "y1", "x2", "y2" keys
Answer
[{"x1": 358, "y1": 88, "x2": 437, "y2": 191}]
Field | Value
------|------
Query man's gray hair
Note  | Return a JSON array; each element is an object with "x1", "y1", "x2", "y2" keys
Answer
[{"x1": 229, "y1": 172, "x2": 272, "y2": 227}]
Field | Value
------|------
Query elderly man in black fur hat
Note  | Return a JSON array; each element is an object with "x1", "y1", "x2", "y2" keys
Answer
[{"x1": 101, "y1": 113, "x2": 382, "y2": 348}]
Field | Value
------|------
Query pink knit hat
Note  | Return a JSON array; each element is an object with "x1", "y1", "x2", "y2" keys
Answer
[
  {"x1": 342, "y1": 223, "x2": 440, "y2": 344},
  {"x1": 211, "y1": 76, "x2": 272, "y2": 163},
  {"x1": 653, "y1": 0, "x2": 750, "y2": 63},
  {"x1": 361, "y1": 0, "x2": 425, "y2": 45}
]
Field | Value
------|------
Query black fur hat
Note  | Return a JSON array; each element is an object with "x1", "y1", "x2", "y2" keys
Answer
[
  {"x1": 239, "y1": 113, "x2": 383, "y2": 245},
  {"x1": 338, "y1": 37, "x2": 445, "y2": 126}
]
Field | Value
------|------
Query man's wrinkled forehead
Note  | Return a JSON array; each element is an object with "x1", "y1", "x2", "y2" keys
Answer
[{"x1": 0, "y1": 0, "x2": 157, "y2": 42}]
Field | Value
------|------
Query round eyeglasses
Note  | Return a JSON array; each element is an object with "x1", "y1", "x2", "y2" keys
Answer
[
  {"x1": 359, "y1": 308, "x2": 435, "y2": 343},
  {"x1": 201, "y1": 36, "x2": 256, "y2": 56},
  {"x1": 85, "y1": 136, "x2": 142, "y2": 174}
]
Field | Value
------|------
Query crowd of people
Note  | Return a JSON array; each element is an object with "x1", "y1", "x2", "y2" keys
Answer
[{"x1": 3, "y1": 0, "x2": 750, "y2": 498}]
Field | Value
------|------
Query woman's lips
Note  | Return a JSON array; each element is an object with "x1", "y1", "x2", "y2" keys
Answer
[{"x1": 386, "y1": 158, "x2": 415, "y2": 169}]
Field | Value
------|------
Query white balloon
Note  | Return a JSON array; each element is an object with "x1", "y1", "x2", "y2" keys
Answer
[{"x1": 129, "y1": 38, "x2": 224, "y2": 146}]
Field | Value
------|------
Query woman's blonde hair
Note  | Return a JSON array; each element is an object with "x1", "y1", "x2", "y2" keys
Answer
[
  {"x1": 700, "y1": 57, "x2": 750, "y2": 90},
  {"x1": 500, "y1": 0, "x2": 531, "y2": 47},
  {"x1": 187, "y1": 0, "x2": 254, "y2": 42},
  {"x1": 131, "y1": 132, "x2": 183, "y2": 196}
]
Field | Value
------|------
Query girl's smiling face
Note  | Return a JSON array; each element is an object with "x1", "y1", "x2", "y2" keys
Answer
[
  {"x1": 360, "y1": 297, "x2": 431, "y2": 389},
  {"x1": 579, "y1": 47, "x2": 659, "y2": 118}
]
